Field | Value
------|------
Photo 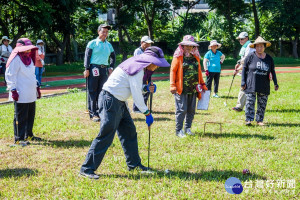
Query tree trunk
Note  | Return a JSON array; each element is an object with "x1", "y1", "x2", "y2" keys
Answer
[
  {"x1": 147, "y1": 21, "x2": 154, "y2": 39},
  {"x1": 72, "y1": 36, "x2": 79, "y2": 61},
  {"x1": 0, "y1": 19, "x2": 9, "y2": 37},
  {"x1": 51, "y1": 33, "x2": 68, "y2": 65},
  {"x1": 279, "y1": 38, "x2": 283, "y2": 57},
  {"x1": 65, "y1": 35, "x2": 72, "y2": 63},
  {"x1": 252, "y1": 0, "x2": 260, "y2": 38},
  {"x1": 291, "y1": 37, "x2": 299, "y2": 58},
  {"x1": 10, "y1": 28, "x2": 26, "y2": 47},
  {"x1": 115, "y1": 4, "x2": 127, "y2": 61}
]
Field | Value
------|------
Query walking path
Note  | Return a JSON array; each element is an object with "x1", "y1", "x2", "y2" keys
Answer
[{"x1": 0, "y1": 66, "x2": 299, "y2": 103}]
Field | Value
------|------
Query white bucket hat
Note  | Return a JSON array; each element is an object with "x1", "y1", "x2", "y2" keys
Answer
[
  {"x1": 1, "y1": 36, "x2": 12, "y2": 44},
  {"x1": 208, "y1": 40, "x2": 222, "y2": 49},
  {"x1": 36, "y1": 39, "x2": 44, "y2": 45}
]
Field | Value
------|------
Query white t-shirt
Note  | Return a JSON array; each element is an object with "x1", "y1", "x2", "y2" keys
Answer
[
  {"x1": 5, "y1": 55, "x2": 37, "y2": 103},
  {"x1": 102, "y1": 67, "x2": 148, "y2": 113}
]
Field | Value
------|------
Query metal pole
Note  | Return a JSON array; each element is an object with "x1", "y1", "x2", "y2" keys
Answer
[
  {"x1": 14, "y1": 101, "x2": 19, "y2": 140},
  {"x1": 224, "y1": 74, "x2": 236, "y2": 107},
  {"x1": 148, "y1": 92, "x2": 153, "y2": 169}
]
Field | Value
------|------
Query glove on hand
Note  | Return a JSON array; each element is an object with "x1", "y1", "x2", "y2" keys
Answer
[
  {"x1": 205, "y1": 70, "x2": 209, "y2": 77},
  {"x1": 12, "y1": 90, "x2": 19, "y2": 101},
  {"x1": 145, "y1": 113, "x2": 154, "y2": 127},
  {"x1": 37, "y1": 87, "x2": 41, "y2": 99},
  {"x1": 146, "y1": 83, "x2": 157, "y2": 93}
]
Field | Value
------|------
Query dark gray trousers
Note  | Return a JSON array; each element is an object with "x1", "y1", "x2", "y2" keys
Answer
[
  {"x1": 174, "y1": 93, "x2": 197, "y2": 132},
  {"x1": 81, "y1": 91, "x2": 141, "y2": 174}
]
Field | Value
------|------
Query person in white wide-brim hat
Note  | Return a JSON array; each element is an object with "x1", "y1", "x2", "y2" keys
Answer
[
  {"x1": 203, "y1": 40, "x2": 226, "y2": 98},
  {"x1": 0, "y1": 36, "x2": 13, "y2": 84},
  {"x1": 241, "y1": 36, "x2": 279, "y2": 126}
]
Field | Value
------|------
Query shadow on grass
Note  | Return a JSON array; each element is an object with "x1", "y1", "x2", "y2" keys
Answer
[
  {"x1": 198, "y1": 132, "x2": 274, "y2": 140},
  {"x1": 153, "y1": 111, "x2": 174, "y2": 115},
  {"x1": 266, "y1": 123, "x2": 300, "y2": 127},
  {"x1": 101, "y1": 169, "x2": 265, "y2": 182},
  {"x1": 267, "y1": 109, "x2": 300, "y2": 113},
  {"x1": 152, "y1": 111, "x2": 210, "y2": 116},
  {"x1": 0, "y1": 168, "x2": 38, "y2": 179},
  {"x1": 41, "y1": 139, "x2": 92, "y2": 148},
  {"x1": 219, "y1": 96, "x2": 237, "y2": 99}
]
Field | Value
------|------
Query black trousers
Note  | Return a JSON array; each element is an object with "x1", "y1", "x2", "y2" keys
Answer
[
  {"x1": 87, "y1": 65, "x2": 108, "y2": 118},
  {"x1": 14, "y1": 102, "x2": 36, "y2": 141},
  {"x1": 206, "y1": 72, "x2": 220, "y2": 93}
]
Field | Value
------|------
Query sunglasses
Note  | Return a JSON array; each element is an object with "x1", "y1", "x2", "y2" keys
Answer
[{"x1": 239, "y1": 38, "x2": 245, "y2": 41}]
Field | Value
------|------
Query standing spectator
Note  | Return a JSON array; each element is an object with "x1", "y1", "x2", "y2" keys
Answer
[
  {"x1": 203, "y1": 40, "x2": 225, "y2": 98},
  {"x1": 35, "y1": 39, "x2": 45, "y2": 86},
  {"x1": 170, "y1": 35, "x2": 207, "y2": 138},
  {"x1": 132, "y1": 36, "x2": 154, "y2": 113},
  {"x1": 83, "y1": 24, "x2": 116, "y2": 122},
  {"x1": 0, "y1": 36, "x2": 13, "y2": 85},
  {"x1": 241, "y1": 36, "x2": 279, "y2": 126},
  {"x1": 79, "y1": 47, "x2": 170, "y2": 179},
  {"x1": 5, "y1": 38, "x2": 42, "y2": 146},
  {"x1": 232, "y1": 32, "x2": 255, "y2": 112},
  {"x1": 133, "y1": 36, "x2": 154, "y2": 56}
]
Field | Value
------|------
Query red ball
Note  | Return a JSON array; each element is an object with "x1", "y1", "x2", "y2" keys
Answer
[{"x1": 243, "y1": 169, "x2": 250, "y2": 174}]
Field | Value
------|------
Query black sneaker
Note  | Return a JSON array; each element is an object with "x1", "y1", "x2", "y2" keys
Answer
[
  {"x1": 232, "y1": 107, "x2": 243, "y2": 112},
  {"x1": 26, "y1": 136, "x2": 42, "y2": 141},
  {"x1": 128, "y1": 163, "x2": 151, "y2": 172},
  {"x1": 79, "y1": 171, "x2": 100, "y2": 179}
]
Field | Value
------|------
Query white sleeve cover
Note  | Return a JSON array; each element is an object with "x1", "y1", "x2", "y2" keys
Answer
[
  {"x1": 5, "y1": 57, "x2": 20, "y2": 90},
  {"x1": 128, "y1": 71, "x2": 148, "y2": 113}
]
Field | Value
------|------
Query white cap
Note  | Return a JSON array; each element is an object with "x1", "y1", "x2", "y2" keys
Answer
[
  {"x1": 236, "y1": 32, "x2": 248, "y2": 39},
  {"x1": 36, "y1": 39, "x2": 44, "y2": 44},
  {"x1": 141, "y1": 36, "x2": 154, "y2": 44}
]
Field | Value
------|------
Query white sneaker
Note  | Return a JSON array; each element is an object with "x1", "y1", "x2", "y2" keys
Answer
[
  {"x1": 176, "y1": 129, "x2": 186, "y2": 138},
  {"x1": 185, "y1": 128, "x2": 195, "y2": 136}
]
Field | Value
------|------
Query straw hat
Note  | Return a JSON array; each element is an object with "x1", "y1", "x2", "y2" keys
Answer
[
  {"x1": 1, "y1": 36, "x2": 12, "y2": 44},
  {"x1": 208, "y1": 40, "x2": 222, "y2": 50},
  {"x1": 178, "y1": 35, "x2": 199, "y2": 47},
  {"x1": 250, "y1": 36, "x2": 271, "y2": 48}
]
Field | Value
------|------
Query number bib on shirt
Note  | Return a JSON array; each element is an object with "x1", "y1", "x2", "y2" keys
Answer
[{"x1": 92, "y1": 68, "x2": 100, "y2": 76}]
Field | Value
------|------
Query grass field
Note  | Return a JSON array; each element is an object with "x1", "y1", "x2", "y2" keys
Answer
[{"x1": 0, "y1": 73, "x2": 299, "y2": 199}]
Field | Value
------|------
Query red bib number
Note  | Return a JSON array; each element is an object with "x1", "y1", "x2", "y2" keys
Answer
[{"x1": 92, "y1": 68, "x2": 100, "y2": 76}]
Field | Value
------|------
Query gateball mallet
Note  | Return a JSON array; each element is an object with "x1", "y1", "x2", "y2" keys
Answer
[
  {"x1": 224, "y1": 74, "x2": 236, "y2": 107},
  {"x1": 85, "y1": 77, "x2": 89, "y2": 114}
]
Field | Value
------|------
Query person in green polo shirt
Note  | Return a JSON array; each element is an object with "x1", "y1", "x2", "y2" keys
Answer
[
  {"x1": 83, "y1": 24, "x2": 116, "y2": 122},
  {"x1": 232, "y1": 32, "x2": 255, "y2": 112}
]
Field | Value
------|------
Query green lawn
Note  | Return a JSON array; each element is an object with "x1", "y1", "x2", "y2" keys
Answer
[{"x1": 0, "y1": 73, "x2": 299, "y2": 199}]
